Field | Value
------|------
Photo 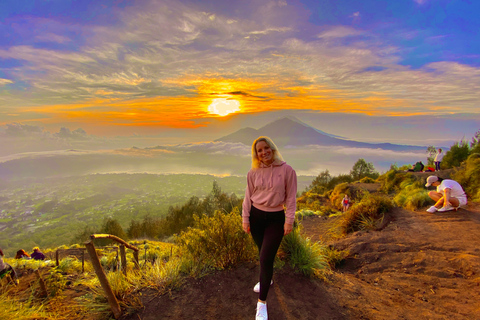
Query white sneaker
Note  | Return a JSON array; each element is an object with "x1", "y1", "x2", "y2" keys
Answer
[
  {"x1": 438, "y1": 204, "x2": 455, "y2": 212},
  {"x1": 256, "y1": 301, "x2": 268, "y2": 320},
  {"x1": 426, "y1": 206, "x2": 438, "y2": 213},
  {"x1": 253, "y1": 280, "x2": 273, "y2": 293}
]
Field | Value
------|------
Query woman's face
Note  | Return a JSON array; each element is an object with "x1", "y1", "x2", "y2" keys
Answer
[{"x1": 256, "y1": 140, "x2": 273, "y2": 165}]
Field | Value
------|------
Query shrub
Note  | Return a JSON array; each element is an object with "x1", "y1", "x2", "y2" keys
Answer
[
  {"x1": 452, "y1": 153, "x2": 480, "y2": 202},
  {"x1": 330, "y1": 183, "x2": 350, "y2": 209},
  {"x1": 378, "y1": 170, "x2": 416, "y2": 194},
  {"x1": 175, "y1": 210, "x2": 256, "y2": 273},
  {"x1": 393, "y1": 179, "x2": 431, "y2": 210},
  {"x1": 142, "y1": 258, "x2": 184, "y2": 291},
  {"x1": 442, "y1": 140, "x2": 470, "y2": 169},
  {"x1": 359, "y1": 176, "x2": 376, "y2": 183},
  {"x1": 279, "y1": 225, "x2": 330, "y2": 278},
  {"x1": 320, "y1": 246, "x2": 349, "y2": 268},
  {"x1": 339, "y1": 193, "x2": 393, "y2": 235}
]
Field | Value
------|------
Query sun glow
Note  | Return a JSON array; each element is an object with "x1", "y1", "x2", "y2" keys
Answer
[{"x1": 208, "y1": 98, "x2": 241, "y2": 116}]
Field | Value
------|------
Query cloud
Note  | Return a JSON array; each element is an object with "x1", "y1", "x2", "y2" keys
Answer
[
  {"x1": 0, "y1": 0, "x2": 479, "y2": 131},
  {"x1": 148, "y1": 141, "x2": 250, "y2": 156},
  {"x1": 0, "y1": 78, "x2": 13, "y2": 86},
  {"x1": 317, "y1": 26, "x2": 363, "y2": 39}
]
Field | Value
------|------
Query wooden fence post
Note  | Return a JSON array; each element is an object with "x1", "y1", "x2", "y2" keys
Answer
[
  {"x1": 119, "y1": 245, "x2": 127, "y2": 275},
  {"x1": 133, "y1": 251, "x2": 140, "y2": 270},
  {"x1": 85, "y1": 241, "x2": 122, "y2": 319},
  {"x1": 82, "y1": 249, "x2": 85, "y2": 273}
]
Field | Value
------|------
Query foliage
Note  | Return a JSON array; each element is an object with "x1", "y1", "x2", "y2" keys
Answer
[
  {"x1": 279, "y1": 225, "x2": 331, "y2": 278},
  {"x1": 426, "y1": 145, "x2": 437, "y2": 166},
  {"x1": 469, "y1": 130, "x2": 480, "y2": 155},
  {"x1": 338, "y1": 193, "x2": 393, "y2": 235},
  {"x1": 307, "y1": 170, "x2": 353, "y2": 195},
  {"x1": 141, "y1": 258, "x2": 184, "y2": 291},
  {"x1": 158, "y1": 182, "x2": 243, "y2": 238},
  {"x1": 175, "y1": 210, "x2": 256, "y2": 273},
  {"x1": 393, "y1": 179, "x2": 431, "y2": 210},
  {"x1": 452, "y1": 153, "x2": 480, "y2": 202},
  {"x1": 441, "y1": 140, "x2": 470, "y2": 169},
  {"x1": 358, "y1": 176, "x2": 376, "y2": 183},
  {"x1": 330, "y1": 183, "x2": 351, "y2": 210},
  {"x1": 320, "y1": 246, "x2": 349, "y2": 268},
  {"x1": 0, "y1": 293, "x2": 58, "y2": 320},
  {"x1": 44, "y1": 269, "x2": 68, "y2": 297},
  {"x1": 377, "y1": 169, "x2": 417, "y2": 194},
  {"x1": 350, "y1": 158, "x2": 379, "y2": 181}
]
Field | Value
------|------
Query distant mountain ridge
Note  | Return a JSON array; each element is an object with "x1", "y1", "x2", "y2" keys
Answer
[{"x1": 215, "y1": 116, "x2": 425, "y2": 151}]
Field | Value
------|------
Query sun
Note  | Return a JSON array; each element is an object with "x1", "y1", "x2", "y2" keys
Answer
[{"x1": 208, "y1": 98, "x2": 240, "y2": 116}]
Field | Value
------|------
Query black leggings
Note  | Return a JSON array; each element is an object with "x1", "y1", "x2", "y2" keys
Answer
[{"x1": 249, "y1": 205, "x2": 285, "y2": 301}]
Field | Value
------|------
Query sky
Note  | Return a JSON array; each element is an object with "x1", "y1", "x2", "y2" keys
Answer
[{"x1": 0, "y1": 0, "x2": 479, "y2": 155}]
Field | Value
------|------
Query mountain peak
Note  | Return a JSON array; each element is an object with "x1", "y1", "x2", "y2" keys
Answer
[{"x1": 216, "y1": 116, "x2": 424, "y2": 151}]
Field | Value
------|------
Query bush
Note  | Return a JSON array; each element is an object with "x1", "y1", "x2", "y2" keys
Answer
[
  {"x1": 442, "y1": 140, "x2": 470, "y2": 169},
  {"x1": 339, "y1": 193, "x2": 393, "y2": 235},
  {"x1": 393, "y1": 179, "x2": 431, "y2": 211},
  {"x1": 279, "y1": 225, "x2": 330, "y2": 278},
  {"x1": 330, "y1": 183, "x2": 350, "y2": 210},
  {"x1": 452, "y1": 153, "x2": 480, "y2": 202},
  {"x1": 359, "y1": 176, "x2": 376, "y2": 183},
  {"x1": 378, "y1": 170, "x2": 416, "y2": 194},
  {"x1": 175, "y1": 210, "x2": 256, "y2": 273}
]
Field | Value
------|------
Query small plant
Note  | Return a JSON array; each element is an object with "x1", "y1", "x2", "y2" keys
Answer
[
  {"x1": 339, "y1": 193, "x2": 393, "y2": 235},
  {"x1": 320, "y1": 246, "x2": 349, "y2": 268},
  {"x1": 45, "y1": 269, "x2": 67, "y2": 297},
  {"x1": 279, "y1": 225, "x2": 331, "y2": 278},
  {"x1": 142, "y1": 258, "x2": 184, "y2": 291}
]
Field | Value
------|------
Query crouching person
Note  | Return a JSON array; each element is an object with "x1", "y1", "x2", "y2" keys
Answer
[{"x1": 425, "y1": 176, "x2": 467, "y2": 213}]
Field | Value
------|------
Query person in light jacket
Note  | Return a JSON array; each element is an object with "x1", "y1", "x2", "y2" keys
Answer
[
  {"x1": 434, "y1": 148, "x2": 444, "y2": 172},
  {"x1": 242, "y1": 136, "x2": 297, "y2": 320}
]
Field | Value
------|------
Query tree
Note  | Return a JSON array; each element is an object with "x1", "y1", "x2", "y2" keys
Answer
[
  {"x1": 441, "y1": 140, "x2": 470, "y2": 169},
  {"x1": 426, "y1": 145, "x2": 437, "y2": 166},
  {"x1": 101, "y1": 217, "x2": 127, "y2": 240},
  {"x1": 127, "y1": 219, "x2": 142, "y2": 240},
  {"x1": 471, "y1": 130, "x2": 480, "y2": 154},
  {"x1": 350, "y1": 158, "x2": 379, "y2": 181}
]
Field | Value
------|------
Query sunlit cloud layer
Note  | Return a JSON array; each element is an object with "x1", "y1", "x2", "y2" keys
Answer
[{"x1": 0, "y1": 0, "x2": 479, "y2": 134}]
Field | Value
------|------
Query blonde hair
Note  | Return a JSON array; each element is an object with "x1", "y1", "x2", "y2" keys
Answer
[{"x1": 251, "y1": 136, "x2": 284, "y2": 168}]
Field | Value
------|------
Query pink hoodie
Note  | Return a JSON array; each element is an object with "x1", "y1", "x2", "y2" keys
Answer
[{"x1": 242, "y1": 160, "x2": 297, "y2": 225}]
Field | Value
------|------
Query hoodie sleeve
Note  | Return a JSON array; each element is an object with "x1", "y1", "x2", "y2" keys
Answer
[
  {"x1": 284, "y1": 165, "x2": 297, "y2": 225},
  {"x1": 242, "y1": 170, "x2": 254, "y2": 224}
]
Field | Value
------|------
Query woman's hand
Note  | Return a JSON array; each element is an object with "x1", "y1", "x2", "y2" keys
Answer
[
  {"x1": 243, "y1": 222, "x2": 250, "y2": 233},
  {"x1": 284, "y1": 223, "x2": 293, "y2": 236}
]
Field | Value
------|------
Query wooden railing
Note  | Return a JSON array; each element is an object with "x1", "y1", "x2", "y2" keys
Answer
[{"x1": 84, "y1": 234, "x2": 140, "y2": 319}]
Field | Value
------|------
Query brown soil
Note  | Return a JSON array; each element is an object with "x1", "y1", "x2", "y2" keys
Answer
[{"x1": 120, "y1": 190, "x2": 480, "y2": 319}]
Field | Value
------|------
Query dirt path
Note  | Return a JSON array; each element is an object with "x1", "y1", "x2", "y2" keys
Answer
[{"x1": 122, "y1": 203, "x2": 480, "y2": 320}]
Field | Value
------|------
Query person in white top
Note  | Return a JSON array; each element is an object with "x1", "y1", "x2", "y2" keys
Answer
[
  {"x1": 425, "y1": 175, "x2": 467, "y2": 213},
  {"x1": 434, "y1": 148, "x2": 444, "y2": 171}
]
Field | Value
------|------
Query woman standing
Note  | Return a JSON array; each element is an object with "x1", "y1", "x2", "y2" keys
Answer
[
  {"x1": 342, "y1": 194, "x2": 350, "y2": 212},
  {"x1": 242, "y1": 136, "x2": 297, "y2": 320}
]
